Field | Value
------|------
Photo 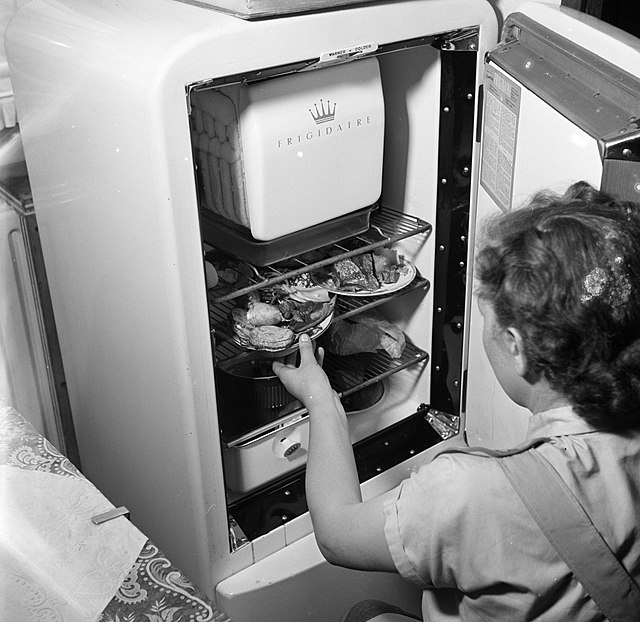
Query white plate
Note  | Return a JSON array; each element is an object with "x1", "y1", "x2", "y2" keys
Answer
[
  {"x1": 323, "y1": 261, "x2": 416, "y2": 297},
  {"x1": 232, "y1": 310, "x2": 334, "y2": 353}
]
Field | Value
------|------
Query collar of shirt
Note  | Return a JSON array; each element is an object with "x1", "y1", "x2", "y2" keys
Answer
[{"x1": 527, "y1": 405, "x2": 598, "y2": 439}]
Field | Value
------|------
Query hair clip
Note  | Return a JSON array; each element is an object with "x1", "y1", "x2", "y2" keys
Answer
[{"x1": 581, "y1": 266, "x2": 631, "y2": 307}]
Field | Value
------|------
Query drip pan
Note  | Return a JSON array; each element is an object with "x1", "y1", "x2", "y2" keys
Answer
[{"x1": 200, "y1": 204, "x2": 376, "y2": 266}]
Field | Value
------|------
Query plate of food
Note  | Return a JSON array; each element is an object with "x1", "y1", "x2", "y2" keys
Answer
[
  {"x1": 311, "y1": 247, "x2": 416, "y2": 297},
  {"x1": 228, "y1": 275, "x2": 336, "y2": 353}
]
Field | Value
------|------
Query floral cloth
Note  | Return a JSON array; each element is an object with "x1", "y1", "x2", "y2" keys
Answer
[{"x1": 0, "y1": 398, "x2": 231, "y2": 622}]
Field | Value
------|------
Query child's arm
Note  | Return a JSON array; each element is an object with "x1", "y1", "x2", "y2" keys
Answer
[{"x1": 272, "y1": 334, "x2": 397, "y2": 571}]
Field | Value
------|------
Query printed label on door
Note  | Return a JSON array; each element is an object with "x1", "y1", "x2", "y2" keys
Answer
[{"x1": 480, "y1": 64, "x2": 521, "y2": 212}]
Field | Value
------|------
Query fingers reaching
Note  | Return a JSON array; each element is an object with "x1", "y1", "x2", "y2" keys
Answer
[{"x1": 297, "y1": 333, "x2": 315, "y2": 364}]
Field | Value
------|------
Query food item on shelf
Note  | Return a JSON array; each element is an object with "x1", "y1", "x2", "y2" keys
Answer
[
  {"x1": 372, "y1": 247, "x2": 403, "y2": 284},
  {"x1": 205, "y1": 260, "x2": 219, "y2": 288},
  {"x1": 285, "y1": 285, "x2": 331, "y2": 304},
  {"x1": 312, "y1": 247, "x2": 409, "y2": 293},
  {"x1": 320, "y1": 309, "x2": 406, "y2": 359},
  {"x1": 217, "y1": 266, "x2": 242, "y2": 284},
  {"x1": 205, "y1": 252, "x2": 252, "y2": 289},
  {"x1": 248, "y1": 325, "x2": 296, "y2": 350},
  {"x1": 333, "y1": 256, "x2": 379, "y2": 291},
  {"x1": 341, "y1": 382, "x2": 385, "y2": 413},
  {"x1": 229, "y1": 275, "x2": 334, "y2": 351},
  {"x1": 246, "y1": 301, "x2": 283, "y2": 326},
  {"x1": 277, "y1": 298, "x2": 331, "y2": 332}
]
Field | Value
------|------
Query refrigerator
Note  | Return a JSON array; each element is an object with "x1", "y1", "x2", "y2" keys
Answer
[{"x1": 6, "y1": 0, "x2": 640, "y2": 620}]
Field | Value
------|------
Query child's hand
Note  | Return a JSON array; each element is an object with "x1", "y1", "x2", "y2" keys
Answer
[{"x1": 272, "y1": 334, "x2": 337, "y2": 408}]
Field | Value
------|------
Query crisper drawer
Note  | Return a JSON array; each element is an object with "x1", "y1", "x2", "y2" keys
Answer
[
  {"x1": 223, "y1": 377, "x2": 389, "y2": 494},
  {"x1": 224, "y1": 414, "x2": 309, "y2": 494}
]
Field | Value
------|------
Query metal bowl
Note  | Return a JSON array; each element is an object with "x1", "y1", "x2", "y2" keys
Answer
[{"x1": 215, "y1": 357, "x2": 296, "y2": 411}]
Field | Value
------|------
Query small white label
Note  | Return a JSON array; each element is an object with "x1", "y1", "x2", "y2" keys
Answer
[{"x1": 319, "y1": 42, "x2": 378, "y2": 64}]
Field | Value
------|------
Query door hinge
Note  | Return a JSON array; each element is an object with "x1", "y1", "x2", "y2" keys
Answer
[
  {"x1": 438, "y1": 27, "x2": 480, "y2": 52},
  {"x1": 422, "y1": 406, "x2": 460, "y2": 440}
]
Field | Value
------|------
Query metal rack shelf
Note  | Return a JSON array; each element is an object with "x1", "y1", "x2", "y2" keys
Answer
[
  {"x1": 222, "y1": 342, "x2": 430, "y2": 447},
  {"x1": 210, "y1": 272, "x2": 430, "y2": 364},
  {"x1": 205, "y1": 206, "x2": 432, "y2": 304},
  {"x1": 208, "y1": 206, "x2": 432, "y2": 364}
]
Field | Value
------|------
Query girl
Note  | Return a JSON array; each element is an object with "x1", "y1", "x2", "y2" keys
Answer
[{"x1": 272, "y1": 182, "x2": 640, "y2": 621}]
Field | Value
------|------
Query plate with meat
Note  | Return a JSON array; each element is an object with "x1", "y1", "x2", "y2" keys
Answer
[
  {"x1": 229, "y1": 277, "x2": 336, "y2": 353},
  {"x1": 311, "y1": 247, "x2": 416, "y2": 297}
]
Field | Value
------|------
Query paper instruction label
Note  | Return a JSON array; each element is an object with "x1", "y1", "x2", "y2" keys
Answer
[{"x1": 480, "y1": 64, "x2": 521, "y2": 212}]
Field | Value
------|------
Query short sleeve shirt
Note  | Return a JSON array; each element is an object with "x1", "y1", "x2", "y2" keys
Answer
[{"x1": 383, "y1": 406, "x2": 640, "y2": 621}]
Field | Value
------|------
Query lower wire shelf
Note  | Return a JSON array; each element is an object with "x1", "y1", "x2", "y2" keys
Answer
[{"x1": 218, "y1": 343, "x2": 429, "y2": 445}]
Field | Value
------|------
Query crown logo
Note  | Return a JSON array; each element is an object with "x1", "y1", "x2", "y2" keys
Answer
[{"x1": 309, "y1": 99, "x2": 336, "y2": 124}]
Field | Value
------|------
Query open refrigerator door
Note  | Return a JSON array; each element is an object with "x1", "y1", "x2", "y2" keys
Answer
[{"x1": 464, "y1": 1, "x2": 640, "y2": 448}]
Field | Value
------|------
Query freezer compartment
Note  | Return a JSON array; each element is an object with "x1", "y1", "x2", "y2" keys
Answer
[{"x1": 189, "y1": 57, "x2": 384, "y2": 244}]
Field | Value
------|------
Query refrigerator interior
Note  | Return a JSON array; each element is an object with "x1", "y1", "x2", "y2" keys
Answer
[
  {"x1": 192, "y1": 39, "x2": 481, "y2": 535},
  {"x1": 189, "y1": 33, "x2": 484, "y2": 616}
]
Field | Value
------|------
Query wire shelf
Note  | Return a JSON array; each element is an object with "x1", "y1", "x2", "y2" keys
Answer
[{"x1": 206, "y1": 206, "x2": 432, "y2": 304}]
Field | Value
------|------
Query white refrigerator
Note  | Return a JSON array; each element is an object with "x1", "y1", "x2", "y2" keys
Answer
[{"x1": 6, "y1": 1, "x2": 640, "y2": 620}]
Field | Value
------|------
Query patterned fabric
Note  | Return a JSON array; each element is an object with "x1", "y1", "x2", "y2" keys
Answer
[
  {"x1": 99, "y1": 541, "x2": 229, "y2": 622},
  {"x1": 0, "y1": 399, "x2": 232, "y2": 622},
  {"x1": 0, "y1": 400, "x2": 82, "y2": 477}
]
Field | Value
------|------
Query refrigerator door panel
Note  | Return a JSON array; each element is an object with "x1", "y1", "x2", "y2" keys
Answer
[
  {"x1": 466, "y1": 63, "x2": 602, "y2": 448},
  {"x1": 465, "y1": 2, "x2": 640, "y2": 448}
]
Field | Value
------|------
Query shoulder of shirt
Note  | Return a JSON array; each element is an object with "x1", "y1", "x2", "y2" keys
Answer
[
  {"x1": 400, "y1": 452, "x2": 512, "y2": 522},
  {"x1": 413, "y1": 449, "x2": 504, "y2": 493}
]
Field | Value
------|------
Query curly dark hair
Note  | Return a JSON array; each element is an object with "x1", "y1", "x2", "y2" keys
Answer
[{"x1": 475, "y1": 181, "x2": 640, "y2": 431}]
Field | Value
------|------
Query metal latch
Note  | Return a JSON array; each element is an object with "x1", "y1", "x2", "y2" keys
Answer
[{"x1": 92, "y1": 506, "x2": 130, "y2": 525}]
